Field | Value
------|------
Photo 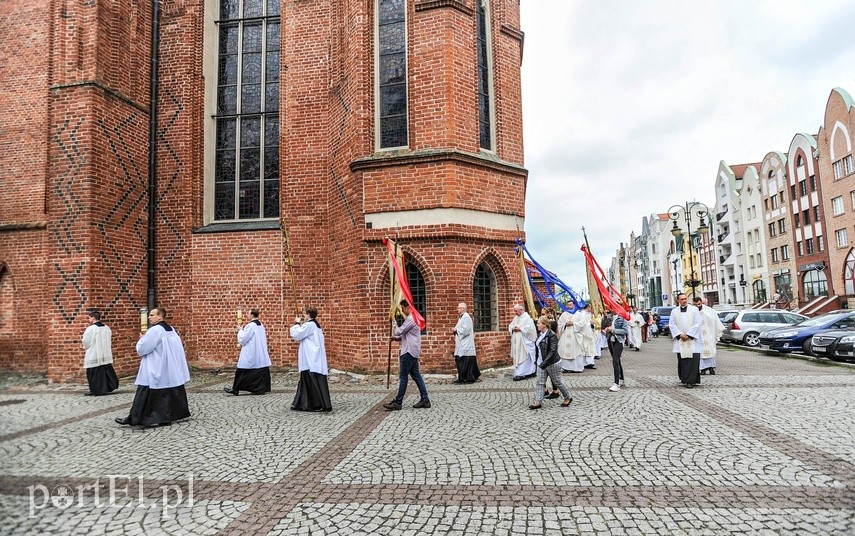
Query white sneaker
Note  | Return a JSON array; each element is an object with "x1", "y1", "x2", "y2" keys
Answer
[{"x1": 609, "y1": 384, "x2": 620, "y2": 392}]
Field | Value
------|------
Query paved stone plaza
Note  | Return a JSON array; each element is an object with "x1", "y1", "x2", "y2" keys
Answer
[{"x1": 0, "y1": 337, "x2": 853, "y2": 535}]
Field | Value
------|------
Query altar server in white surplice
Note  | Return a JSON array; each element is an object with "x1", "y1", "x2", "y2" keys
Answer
[
  {"x1": 290, "y1": 306, "x2": 332, "y2": 412},
  {"x1": 509, "y1": 304, "x2": 537, "y2": 380},
  {"x1": 225, "y1": 308, "x2": 272, "y2": 396},
  {"x1": 82, "y1": 310, "x2": 119, "y2": 396},
  {"x1": 115, "y1": 307, "x2": 191, "y2": 427},
  {"x1": 668, "y1": 293, "x2": 703, "y2": 388},
  {"x1": 694, "y1": 297, "x2": 724, "y2": 376}
]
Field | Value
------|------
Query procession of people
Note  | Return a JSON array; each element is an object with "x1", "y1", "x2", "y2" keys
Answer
[{"x1": 82, "y1": 293, "x2": 726, "y2": 425}]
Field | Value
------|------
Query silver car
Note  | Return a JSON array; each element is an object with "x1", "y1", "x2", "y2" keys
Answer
[{"x1": 722, "y1": 310, "x2": 808, "y2": 347}]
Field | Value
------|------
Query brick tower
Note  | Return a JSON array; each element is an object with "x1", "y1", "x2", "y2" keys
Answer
[{"x1": 0, "y1": 0, "x2": 528, "y2": 379}]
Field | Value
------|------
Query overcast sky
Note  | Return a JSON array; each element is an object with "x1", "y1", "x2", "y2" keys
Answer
[{"x1": 519, "y1": 0, "x2": 855, "y2": 293}]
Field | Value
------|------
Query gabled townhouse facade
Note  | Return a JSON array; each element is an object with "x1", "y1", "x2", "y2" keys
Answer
[
  {"x1": 787, "y1": 133, "x2": 836, "y2": 312},
  {"x1": 740, "y1": 165, "x2": 771, "y2": 304},
  {"x1": 817, "y1": 88, "x2": 855, "y2": 301},
  {"x1": 760, "y1": 150, "x2": 798, "y2": 307}
]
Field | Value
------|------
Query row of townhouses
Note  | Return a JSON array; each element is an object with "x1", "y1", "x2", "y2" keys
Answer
[{"x1": 609, "y1": 87, "x2": 855, "y2": 314}]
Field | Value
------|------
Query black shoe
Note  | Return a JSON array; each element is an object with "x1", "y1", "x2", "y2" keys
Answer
[
  {"x1": 249, "y1": 391, "x2": 266, "y2": 395},
  {"x1": 636, "y1": 348, "x2": 640, "y2": 351},
  {"x1": 700, "y1": 369, "x2": 707, "y2": 375},
  {"x1": 525, "y1": 372, "x2": 537, "y2": 379},
  {"x1": 452, "y1": 379, "x2": 464, "y2": 384},
  {"x1": 413, "y1": 400, "x2": 431, "y2": 409},
  {"x1": 584, "y1": 364, "x2": 596, "y2": 369},
  {"x1": 115, "y1": 417, "x2": 130, "y2": 425},
  {"x1": 686, "y1": 384, "x2": 695, "y2": 389},
  {"x1": 545, "y1": 392, "x2": 559, "y2": 399},
  {"x1": 709, "y1": 368, "x2": 716, "y2": 375},
  {"x1": 383, "y1": 401, "x2": 402, "y2": 411},
  {"x1": 224, "y1": 387, "x2": 238, "y2": 396},
  {"x1": 512, "y1": 375, "x2": 525, "y2": 381}
]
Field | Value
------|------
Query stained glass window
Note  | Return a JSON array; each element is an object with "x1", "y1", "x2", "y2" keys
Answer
[
  {"x1": 476, "y1": 0, "x2": 493, "y2": 150},
  {"x1": 378, "y1": 0, "x2": 407, "y2": 148},
  {"x1": 215, "y1": 0, "x2": 280, "y2": 221}
]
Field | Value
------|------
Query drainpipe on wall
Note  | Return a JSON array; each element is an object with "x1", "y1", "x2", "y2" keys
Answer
[{"x1": 147, "y1": 0, "x2": 161, "y2": 310}]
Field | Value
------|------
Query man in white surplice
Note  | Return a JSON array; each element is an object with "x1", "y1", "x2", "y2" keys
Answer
[
  {"x1": 694, "y1": 296, "x2": 724, "y2": 375},
  {"x1": 668, "y1": 293, "x2": 703, "y2": 388},
  {"x1": 558, "y1": 309, "x2": 584, "y2": 372},
  {"x1": 628, "y1": 306, "x2": 644, "y2": 351},
  {"x1": 509, "y1": 304, "x2": 537, "y2": 380}
]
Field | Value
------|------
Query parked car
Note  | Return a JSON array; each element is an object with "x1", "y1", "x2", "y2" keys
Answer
[
  {"x1": 808, "y1": 330, "x2": 855, "y2": 362},
  {"x1": 652, "y1": 306, "x2": 675, "y2": 335},
  {"x1": 758, "y1": 310, "x2": 855, "y2": 354},
  {"x1": 722, "y1": 310, "x2": 808, "y2": 347},
  {"x1": 718, "y1": 310, "x2": 738, "y2": 324}
]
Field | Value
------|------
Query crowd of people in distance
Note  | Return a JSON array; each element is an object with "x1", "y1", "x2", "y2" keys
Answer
[{"x1": 79, "y1": 292, "x2": 725, "y2": 425}]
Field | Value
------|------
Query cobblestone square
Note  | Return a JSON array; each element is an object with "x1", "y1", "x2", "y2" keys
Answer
[{"x1": 1, "y1": 338, "x2": 853, "y2": 535}]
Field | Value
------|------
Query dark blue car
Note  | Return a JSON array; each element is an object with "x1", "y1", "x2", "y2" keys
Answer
[
  {"x1": 758, "y1": 310, "x2": 855, "y2": 354},
  {"x1": 652, "y1": 306, "x2": 675, "y2": 335}
]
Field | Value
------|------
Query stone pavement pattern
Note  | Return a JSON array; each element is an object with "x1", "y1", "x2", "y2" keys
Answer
[{"x1": 0, "y1": 337, "x2": 852, "y2": 535}]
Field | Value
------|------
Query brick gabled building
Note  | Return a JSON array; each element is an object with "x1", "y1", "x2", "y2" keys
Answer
[
  {"x1": 0, "y1": 0, "x2": 529, "y2": 381},
  {"x1": 817, "y1": 88, "x2": 855, "y2": 301}
]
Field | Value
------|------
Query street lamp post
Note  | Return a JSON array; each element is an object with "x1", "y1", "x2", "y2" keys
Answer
[
  {"x1": 626, "y1": 254, "x2": 635, "y2": 307},
  {"x1": 668, "y1": 201, "x2": 710, "y2": 301}
]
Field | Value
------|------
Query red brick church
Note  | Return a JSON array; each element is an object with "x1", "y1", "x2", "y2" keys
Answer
[{"x1": 0, "y1": 0, "x2": 528, "y2": 381}]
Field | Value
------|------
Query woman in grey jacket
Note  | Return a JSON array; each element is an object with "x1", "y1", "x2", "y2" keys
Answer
[{"x1": 605, "y1": 313, "x2": 629, "y2": 392}]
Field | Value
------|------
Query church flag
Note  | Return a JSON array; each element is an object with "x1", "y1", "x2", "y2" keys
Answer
[
  {"x1": 516, "y1": 239, "x2": 586, "y2": 314},
  {"x1": 383, "y1": 237, "x2": 426, "y2": 330},
  {"x1": 581, "y1": 244, "x2": 630, "y2": 320},
  {"x1": 516, "y1": 243, "x2": 538, "y2": 317}
]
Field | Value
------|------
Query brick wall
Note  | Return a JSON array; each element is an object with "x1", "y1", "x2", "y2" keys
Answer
[{"x1": 0, "y1": 0, "x2": 528, "y2": 380}]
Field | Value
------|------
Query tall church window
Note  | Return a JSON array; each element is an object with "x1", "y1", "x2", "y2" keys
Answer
[
  {"x1": 406, "y1": 263, "x2": 426, "y2": 328},
  {"x1": 473, "y1": 263, "x2": 497, "y2": 331},
  {"x1": 377, "y1": 0, "x2": 408, "y2": 149},
  {"x1": 214, "y1": 0, "x2": 280, "y2": 221},
  {"x1": 476, "y1": 0, "x2": 494, "y2": 150}
]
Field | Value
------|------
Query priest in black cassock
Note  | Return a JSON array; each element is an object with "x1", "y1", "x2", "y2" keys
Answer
[
  {"x1": 115, "y1": 307, "x2": 191, "y2": 427},
  {"x1": 82, "y1": 310, "x2": 119, "y2": 396},
  {"x1": 289, "y1": 306, "x2": 332, "y2": 412},
  {"x1": 225, "y1": 308, "x2": 272, "y2": 395}
]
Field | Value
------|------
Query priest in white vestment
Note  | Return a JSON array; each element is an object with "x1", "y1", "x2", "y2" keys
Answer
[
  {"x1": 290, "y1": 306, "x2": 332, "y2": 411},
  {"x1": 82, "y1": 310, "x2": 119, "y2": 396},
  {"x1": 694, "y1": 297, "x2": 724, "y2": 375},
  {"x1": 575, "y1": 304, "x2": 597, "y2": 368},
  {"x1": 628, "y1": 307, "x2": 644, "y2": 351},
  {"x1": 509, "y1": 304, "x2": 537, "y2": 380},
  {"x1": 225, "y1": 308, "x2": 272, "y2": 395},
  {"x1": 558, "y1": 310, "x2": 584, "y2": 372},
  {"x1": 116, "y1": 306, "x2": 191, "y2": 427},
  {"x1": 668, "y1": 294, "x2": 703, "y2": 388}
]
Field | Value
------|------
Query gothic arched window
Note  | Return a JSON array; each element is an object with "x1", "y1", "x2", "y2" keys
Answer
[
  {"x1": 473, "y1": 262, "x2": 498, "y2": 331},
  {"x1": 406, "y1": 262, "x2": 426, "y2": 328}
]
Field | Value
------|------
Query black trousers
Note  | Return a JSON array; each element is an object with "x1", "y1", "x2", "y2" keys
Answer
[{"x1": 610, "y1": 340, "x2": 624, "y2": 385}]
